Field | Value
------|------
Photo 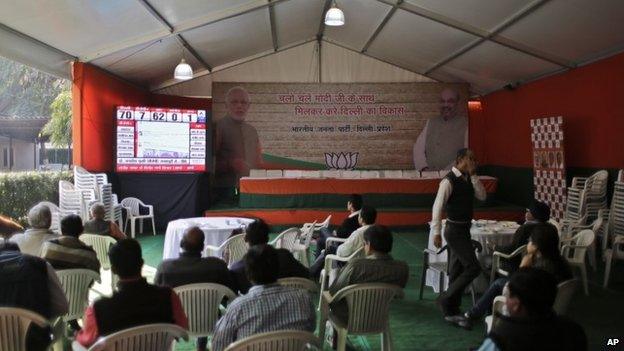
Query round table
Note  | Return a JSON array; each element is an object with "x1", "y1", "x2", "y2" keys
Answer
[
  {"x1": 163, "y1": 217, "x2": 255, "y2": 260},
  {"x1": 426, "y1": 220, "x2": 520, "y2": 293}
]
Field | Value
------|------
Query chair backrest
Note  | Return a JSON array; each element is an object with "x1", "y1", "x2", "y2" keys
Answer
[
  {"x1": 277, "y1": 277, "x2": 318, "y2": 294},
  {"x1": 333, "y1": 283, "x2": 403, "y2": 334},
  {"x1": 553, "y1": 279, "x2": 578, "y2": 315},
  {"x1": 56, "y1": 269, "x2": 101, "y2": 321},
  {"x1": 120, "y1": 197, "x2": 143, "y2": 216},
  {"x1": 205, "y1": 234, "x2": 247, "y2": 266},
  {"x1": 272, "y1": 227, "x2": 302, "y2": 251},
  {"x1": 0, "y1": 307, "x2": 49, "y2": 351},
  {"x1": 79, "y1": 234, "x2": 117, "y2": 270},
  {"x1": 223, "y1": 330, "x2": 320, "y2": 351},
  {"x1": 565, "y1": 229, "x2": 595, "y2": 262},
  {"x1": 173, "y1": 283, "x2": 237, "y2": 337},
  {"x1": 299, "y1": 221, "x2": 316, "y2": 247},
  {"x1": 87, "y1": 323, "x2": 188, "y2": 351}
]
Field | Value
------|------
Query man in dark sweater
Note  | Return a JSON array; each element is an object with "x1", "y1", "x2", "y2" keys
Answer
[
  {"x1": 76, "y1": 239, "x2": 188, "y2": 348},
  {"x1": 230, "y1": 219, "x2": 310, "y2": 294},
  {"x1": 476, "y1": 268, "x2": 587, "y2": 351},
  {"x1": 314, "y1": 194, "x2": 362, "y2": 257}
]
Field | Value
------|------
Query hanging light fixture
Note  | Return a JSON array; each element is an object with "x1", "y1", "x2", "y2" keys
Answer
[
  {"x1": 174, "y1": 58, "x2": 193, "y2": 80},
  {"x1": 325, "y1": 1, "x2": 345, "y2": 26}
]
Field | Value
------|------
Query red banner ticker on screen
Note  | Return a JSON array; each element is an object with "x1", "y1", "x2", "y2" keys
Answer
[
  {"x1": 117, "y1": 120, "x2": 135, "y2": 126},
  {"x1": 116, "y1": 165, "x2": 205, "y2": 172},
  {"x1": 190, "y1": 123, "x2": 206, "y2": 129}
]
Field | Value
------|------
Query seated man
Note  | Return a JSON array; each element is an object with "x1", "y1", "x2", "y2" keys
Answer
[
  {"x1": 477, "y1": 268, "x2": 587, "y2": 351},
  {"x1": 10, "y1": 203, "x2": 60, "y2": 256},
  {"x1": 309, "y1": 205, "x2": 377, "y2": 278},
  {"x1": 0, "y1": 242, "x2": 69, "y2": 351},
  {"x1": 212, "y1": 245, "x2": 315, "y2": 351},
  {"x1": 229, "y1": 219, "x2": 309, "y2": 294},
  {"x1": 155, "y1": 226, "x2": 234, "y2": 351},
  {"x1": 315, "y1": 194, "x2": 362, "y2": 257},
  {"x1": 491, "y1": 200, "x2": 551, "y2": 272},
  {"x1": 41, "y1": 214, "x2": 100, "y2": 272},
  {"x1": 83, "y1": 203, "x2": 126, "y2": 241},
  {"x1": 76, "y1": 239, "x2": 188, "y2": 348},
  {"x1": 328, "y1": 225, "x2": 409, "y2": 323}
]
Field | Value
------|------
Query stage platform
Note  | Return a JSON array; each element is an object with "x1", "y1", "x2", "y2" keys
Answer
[{"x1": 204, "y1": 205, "x2": 525, "y2": 228}]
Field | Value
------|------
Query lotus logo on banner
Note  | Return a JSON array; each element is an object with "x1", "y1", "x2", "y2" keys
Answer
[{"x1": 324, "y1": 152, "x2": 358, "y2": 170}]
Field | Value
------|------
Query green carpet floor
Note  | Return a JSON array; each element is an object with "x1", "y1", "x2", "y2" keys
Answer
[{"x1": 137, "y1": 229, "x2": 624, "y2": 351}]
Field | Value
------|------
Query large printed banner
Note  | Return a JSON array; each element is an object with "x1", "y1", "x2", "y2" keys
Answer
[
  {"x1": 212, "y1": 82, "x2": 469, "y2": 184},
  {"x1": 531, "y1": 116, "x2": 567, "y2": 220}
]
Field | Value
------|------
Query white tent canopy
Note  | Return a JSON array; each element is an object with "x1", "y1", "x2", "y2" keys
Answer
[{"x1": 1, "y1": 0, "x2": 623, "y2": 96}]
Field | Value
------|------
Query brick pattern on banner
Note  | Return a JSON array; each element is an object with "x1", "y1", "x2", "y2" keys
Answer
[{"x1": 531, "y1": 116, "x2": 567, "y2": 220}]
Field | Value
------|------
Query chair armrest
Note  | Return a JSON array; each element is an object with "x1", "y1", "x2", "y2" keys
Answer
[
  {"x1": 146, "y1": 205, "x2": 154, "y2": 215},
  {"x1": 204, "y1": 245, "x2": 222, "y2": 256},
  {"x1": 492, "y1": 251, "x2": 516, "y2": 259},
  {"x1": 326, "y1": 237, "x2": 347, "y2": 246}
]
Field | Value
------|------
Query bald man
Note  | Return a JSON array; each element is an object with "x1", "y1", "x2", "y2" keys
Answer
[
  {"x1": 214, "y1": 86, "x2": 263, "y2": 202},
  {"x1": 413, "y1": 88, "x2": 468, "y2": 171}
]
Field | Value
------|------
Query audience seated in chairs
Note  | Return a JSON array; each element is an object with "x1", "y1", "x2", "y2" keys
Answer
[
  {"x1": 229, "y1": 219, "x2": 309, "y2": 294},
  {"x1": 328, "y1": 225, "x2": 409, "y2": 324},
  {"x1": 212, "y1": 245, "x2": 315, "y2": 351},
  {"x1": 463, "y1": 224, "x2": 573, "y2": 329},
  {"x1": 41, "y1": 214, "x2": 100, "y2": 273},
  {"x1": 490, "y1": 200, "x2": 552, "y2": 273},
  {"x1": 76, "y1": 239, "x2": 188, "y2": 348},
  {"x1": 315, "y1": 194, "x2": 362, "y2": 258},
  {"x1": 0, "y1": 214, "x2": 23, "y2": 240},
  {"x1": 10, "y1": 203, "x2": 60, "y2": 256},
  {"x1": 476, "y1": 268, "x2": 587, "y2": 351},
  {"x1": 155, "y1": 226, "x2": 235, "y2": 351},
  {"x1": 310, "y1": 205, "x2": 377, "y2": 278},
  {"x1": 0, "y1": 241, "x2": 69, "y2": 351},
  {"x1": 83, "y1": 203, "x2": 127, "y2": 241}
]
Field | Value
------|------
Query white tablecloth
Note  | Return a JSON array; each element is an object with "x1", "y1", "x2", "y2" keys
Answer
[
  {"x1": 426, "y1": 220, "x2": 520, "y2": 293},
  {"x1": 163, "y1": 217, "x2": 255, "y2": 260}
]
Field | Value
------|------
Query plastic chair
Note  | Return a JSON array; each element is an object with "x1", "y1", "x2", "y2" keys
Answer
[
  {"x1": 490, "y1": 245, "x2": 527, "y2": 283},
  {"x1": 419, "y1": 240, "x2": 483, "y2": 305},
  {"x1": 204, "y1": 234, "x2": 247, "y2": 267},
  {"x1": 56, "y1": 269, "x2": 101, "y2": 322},
  {"x1": 484, "y1": 295, "x2": 506, "y2": 333},
  {"x1": 223, "y1": 330, "x2": 320, "y2": 351},
  {"x1": 79, "y1": 234, "x2": 117, "y2": 293},
  {"x1": 318, "y1": 283, "x2": 404, "y2": 351},
  {"x1": 278, "y1": 277, "x2": 319, "y2": 294},
  {"x1": 318, "y1": 246, "x2": 364, "y2": 308},
  {"x1": 293, "y1": 222, "x2": 316, "y2": 267},
  {"x1": 120, "y1": 197, "x2": 155, "y2": 238},
  {"x1": 553, "y1": 279, "x2": 578, "y2": 315},
  {"x1": 604, "y1": 235, "x2": 624, "y2": 288},
  {"x1": 72, "y1": 323, "x2": 188, "y2": 351},
  {"x1": 0, "y1": 307, "x2": 49, "y2": 351},
  {"x1": 561, "y1": 229, "x2": 595, "y2": 295},
  {"x1": 173, "y1": 283, "x2": 237, "y2": 344},
  {"x1": 269, "y1": 227, "x2": 302, "y2": 252}
]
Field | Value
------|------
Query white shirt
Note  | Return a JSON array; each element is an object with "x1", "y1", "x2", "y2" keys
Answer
[
  {"x1": 430, "y1": 167, "x2": 487, "y2": 237},
  {"x1": 336, "y1": 224, "x2": 372, "y2": 258}
]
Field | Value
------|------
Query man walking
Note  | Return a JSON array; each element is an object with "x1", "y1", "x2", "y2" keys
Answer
[{"x1": 431, "y1": 148, "x2": 486, "y2": 325}]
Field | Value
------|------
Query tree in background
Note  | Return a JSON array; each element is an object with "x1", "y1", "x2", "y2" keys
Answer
[{"x1": 42, "y1": 90, "x2": 72, "y2": 168}]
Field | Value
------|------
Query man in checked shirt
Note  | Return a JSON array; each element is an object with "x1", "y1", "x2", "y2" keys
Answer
[
  {"x1": 431, "y1": 148, "x2": 486, "y2": 327},
  {"x1": 211, "y1": 245, "x2": 315, "y2": 351}
]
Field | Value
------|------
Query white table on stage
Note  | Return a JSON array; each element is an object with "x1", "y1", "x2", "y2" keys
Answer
[
  {"x1": 425, "y1": 220, "x2": 520, "y2": 293},
  {"x1": 163, "y1": 217, "x2": 255, "y2": 260}
]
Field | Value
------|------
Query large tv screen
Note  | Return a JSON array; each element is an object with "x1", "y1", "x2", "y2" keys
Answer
[{"x1": 115, "y1": 106, "x2": 207, "y2": 173}]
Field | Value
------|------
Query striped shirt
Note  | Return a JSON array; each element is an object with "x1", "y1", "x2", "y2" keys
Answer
[{"x1": 211, "y1": 283, "x2": 315, "y2": 351}]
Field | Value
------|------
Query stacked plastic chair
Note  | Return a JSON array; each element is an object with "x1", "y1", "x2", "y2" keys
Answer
[
  {"x1": 565, "y1": 170, "x2": 609, "y2": 223},
  {"x1": 602, "y1": 170, "x2": 624, "y2": 287},
  {"x1": 59, "y1": 180, "x2": 93, "y2": 221},
  {"x1": 74, "y1": 166, "x2": 123, "y2": 224}
]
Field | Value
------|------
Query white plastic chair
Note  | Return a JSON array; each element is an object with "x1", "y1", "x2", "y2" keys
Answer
[
  {"x1": 302, "y1": 215, "x2": 331, "y2": 236},
  {"x1": 79, "y1": 234, "x2": 117, "y2": 293},
  {"x1": 490, "y1": 245, "x2": 527, "y2": 283},
  {"x1": 318, "y1": 246, "x2": 364, "y2": 308},
  {"x1": 604, "y1": 235, "x2": 624, "y2": 288},
  {"x1": 277, "y1": 277, "x2": 318, "y2": 294},
  {"x1": 294, "y1": 222, "x2": 316, "y2": 267},
  {"x1": 56, "y1": 269, "x2": 101, "y2": 322},
  {"x1": 561, "y1": 229, "x2": 595, "y2": 295},
  {"x1": 120, "y1": 197, "x2": 155, "y2": 238},
  {"x1": 173, "y1": 283, "x2": 237, "y2": 343},
  {"x1": 0, "y1": 307, "x2": 50, "y2": 351},
  {"x1": 269, "y1": 227, "x2": 301, "y2": 251},
  {"x1": 223, "y1": 330, "x2": 320, "y2": 351},
  {"x1": 484, "y1": 295, "x2": 506, "y2": 333},
  {"x1": 204, "y1": 234, "x2": 247, "y2": 267},
  {"x1": 72, "y1": 323, "x2": 188, "y2": 351},
  {"x1": 553, "y1": 279, "x2": 578, "y2": 315},
  {"x1": 318, "y1": 283, "x2": 404, "y2": 351}
]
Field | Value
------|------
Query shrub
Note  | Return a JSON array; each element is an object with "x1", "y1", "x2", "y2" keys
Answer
[{"x1": 0, "y1": 171, "x2": 73, "y2": 225}]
